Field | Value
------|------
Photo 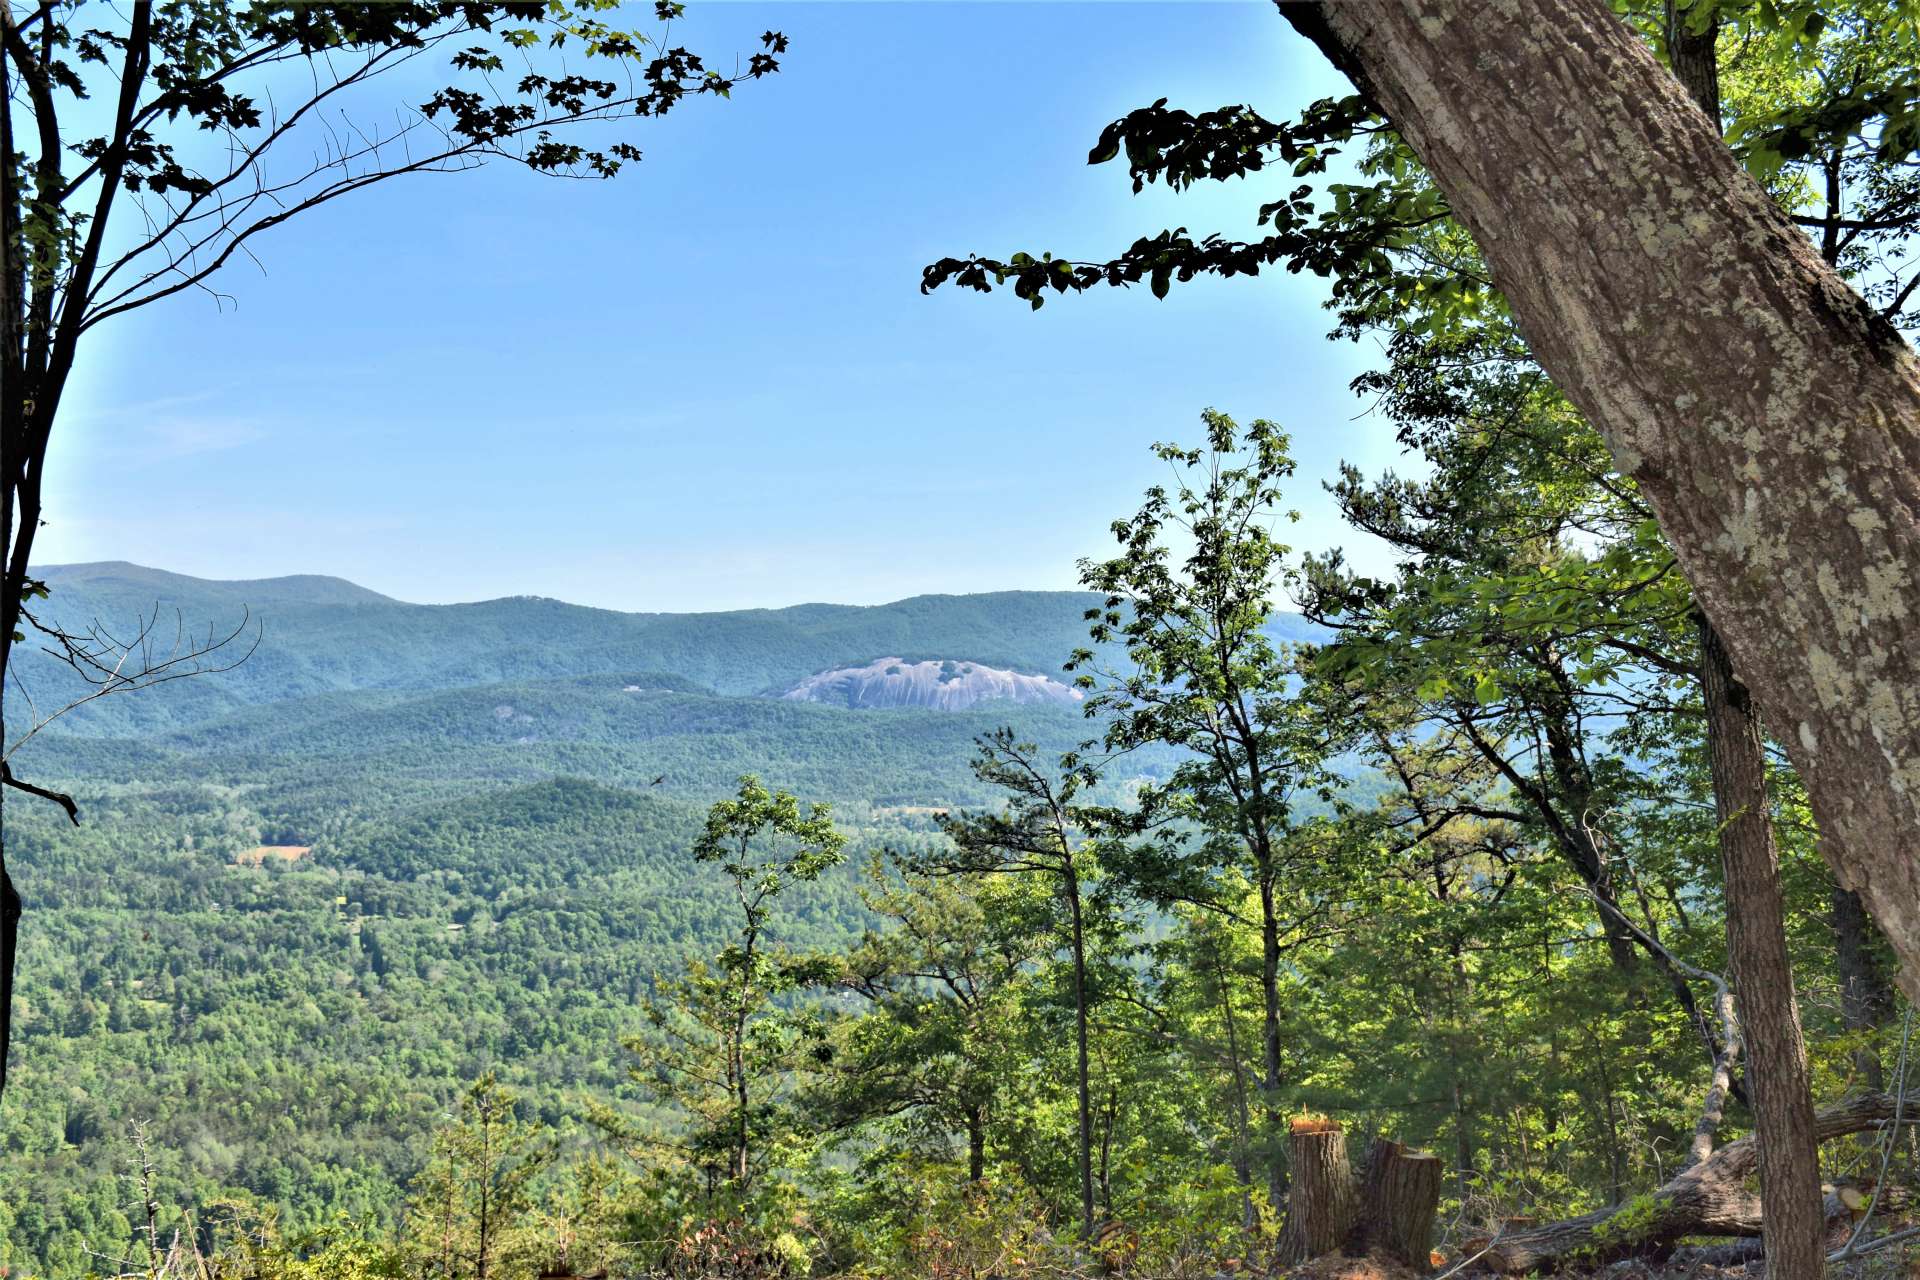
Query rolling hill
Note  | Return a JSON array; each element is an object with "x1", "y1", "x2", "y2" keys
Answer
[
  {"x1": 22, "y1": 563, "x2": 1206, "y2": 732},
  {"x1": 0, "y1": 564, "x2": 1326, "y2": 1264}
]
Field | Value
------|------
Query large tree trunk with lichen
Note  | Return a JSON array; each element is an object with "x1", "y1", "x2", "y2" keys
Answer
[
  {"x1": 1276, "y1": 0, "x2": 1920, "y2": 1004},
  {"x1": 1477, "y1": 1092, "x2": 1920, "y2": 1273}
]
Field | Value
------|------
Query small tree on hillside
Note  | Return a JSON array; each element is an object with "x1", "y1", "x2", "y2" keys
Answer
[
  {"x1": 402, "y1": 1074, "x2": 555, "y2": 1280},
  {"x1": 626, "y1": 775, "x2": 844, "y2": 1194},
  {"x1": 904, "y1": 730, "x2": 1115, "y2": 1242},
  {"x1": 1071, "y1": 409, "x2": 1341, "y2": 1205},
  {"x1": 820, "y1": 851, "x2": 1047, "y2": 1185}
]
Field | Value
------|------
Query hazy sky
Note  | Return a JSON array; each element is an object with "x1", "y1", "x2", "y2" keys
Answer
[{"x1": 43, "y1": 1, "x2": 1408, "y2": 613}]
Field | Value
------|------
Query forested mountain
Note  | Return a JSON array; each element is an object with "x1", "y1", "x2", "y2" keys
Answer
[
  {"x1": 19, "y1": 563, "x2": 1242, "y2": 729},
  {"x1": 0, "y1": 565, "x2": 1247, "y2": 1274},
  {"x1": 7, "y1": 1, "x2": 1920, "y2": 1278}
]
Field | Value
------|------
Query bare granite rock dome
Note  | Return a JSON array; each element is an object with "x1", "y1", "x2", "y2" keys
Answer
[{"x1": 781, "y1": 657, "x2": 1083, "y2": 711}]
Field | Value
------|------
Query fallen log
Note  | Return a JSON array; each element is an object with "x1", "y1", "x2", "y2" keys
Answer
[
  {"x1": 1479, "y1": 1092, "x2": 1920, "y2": 1273},
  {"x1": 1641, "y1": 1185, "x2": 1910, "y2": 1269}
]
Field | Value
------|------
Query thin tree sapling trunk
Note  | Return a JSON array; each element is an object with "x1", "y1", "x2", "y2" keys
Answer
[
  {"x1": 1698, "y1": 613, "x2": 1825, "y2": 1279},
  {"x1": 1065, "y1": 857, "x2": 1097, "y2": 1240},
  {"x1": 1832, "y1": 881, "x2": 1892, "y2": 1089}
]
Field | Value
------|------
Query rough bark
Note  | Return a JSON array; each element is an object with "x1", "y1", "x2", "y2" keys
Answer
[
  {"x1": 1666, "y1": 12, "x2": 1825, "y2": 1271},
  {"x1": 1350, "y1": 1139, "x2": 1443, "y2": 1271},
  {"x1": 1065, "y1": 862, "x2": 1096, "y2": 1242},
  {"x1": 1277, "y1": 0, "x2": 1920, "y2": 1003},
  {"x1": 1698, "y1": 615, "x2": 1825, "y2": 1279},
  {"x1": 1478, "y1": 1091, "x2": 1920, "y2": 1273},
  {"x1": 1280, "y1": 1119, "x2": 1358, "y2": 1263},
  {"x1": 1662, "y1": 4, "x2": 1719, "y2": 124}
]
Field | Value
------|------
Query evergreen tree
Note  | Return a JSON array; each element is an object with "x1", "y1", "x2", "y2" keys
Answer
[{"x1": 401, "y1": 1075, "x2": 554, "y2": 1280}]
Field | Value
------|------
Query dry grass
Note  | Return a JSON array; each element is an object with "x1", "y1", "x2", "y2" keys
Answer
[{"x1": 1288, "y1": 1251, "x2": 1425, "y2": 1280}]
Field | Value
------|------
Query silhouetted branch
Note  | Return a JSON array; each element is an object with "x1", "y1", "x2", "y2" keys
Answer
[
  {"x1": 2, "y1": 764, "x2": 77, "y2": 825},
  {"x1": 4, "y1": 604, "x2": 259, "y2": 762}
]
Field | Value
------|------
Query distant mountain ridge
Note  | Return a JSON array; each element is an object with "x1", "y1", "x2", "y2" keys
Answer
[
  {"x1": 20, "y1": 562, "x2": 1322, "y2": 736},
  {"x1": 39, "y1": 560, "x2": 397, "y2": 606}
]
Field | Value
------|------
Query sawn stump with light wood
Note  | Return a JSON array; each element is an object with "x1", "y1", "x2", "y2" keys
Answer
[
  {"x1": 1279, "y1": 1117, "x2": 1358, "y2": 1264},
  {"x1": 1348, "y1": 1138, "x2": 1443, "y2": 1271}
]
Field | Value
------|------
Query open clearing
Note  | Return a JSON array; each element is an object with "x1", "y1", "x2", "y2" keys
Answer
[{"x1": 234, "y1": 844, "x2": 311, "y2": 866}]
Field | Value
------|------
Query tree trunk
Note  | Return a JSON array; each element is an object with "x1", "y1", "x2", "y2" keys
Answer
[
  {"x1": 732, "y1": 1037, "x2": 750, "y2": 1186},
  {"x1": 1664, "y1": 10, "x2": 1825, "y2": 1268},
  {"x1": 1668, "y1": 1185, "x2": 1916, "y2": 1269},
  {"x1": 1449, "y1": 1078, "x2": 1471, "y2": 1203},
  {"x1": 1463, "y1": 699, "x2": 1723, "y2": 1063},
  {"x1": 1832, "y1": 880, "x2": 1892, "y2": 1089},
  {"x1": 1350, "y1": 1139, "x2": 1443, "y2": 1271},
  {"x1": 1682, "y1": 982, "x2": 1740, "y2": 1170},
  {"x1": 1447, "y1": 944, "x2": 1474, "y2": 1202},
  {"x1": 1096, "y1": 1085, "x2": 1118, "y2": 1217},
  {"x1": 0, "y1": 824, "x2": 15, "y2": 1103},
  {"x1": 1258, "y1": 861, "x2": 1286, "y2": 1208},
  {"x1": 966, "y1": 1105, "x2": 985, "y2": 1183},
  {"x1": 1279, "y1": 1118, "x2": 1358, "y2": 1263},
  {"x1": 1277, "y1": 0, "x2": 1920, "y2": 1005},
  {"x1": 477, "y1": 1105, "x2": 494, "y2": 1280},
  {"x1": 1065, "y1": 863, "x2": 1096, "y2": 1242},
  {"x1": 1698, "y1": 614, "x2": 1825, "y2": 1280},
  {"x1": 1536, "y1": 702, "x2": 1636, "y2": 973},
  {"x1": 1480, "y1": 1091, "x2": 1920, "y2": 1273},
  {"x1": 0, "y1": 25, "x2": 17, "y2": 1100},
  {"x1": 1209, "y1": 938, "x2": 1258, "y2": 1228}
]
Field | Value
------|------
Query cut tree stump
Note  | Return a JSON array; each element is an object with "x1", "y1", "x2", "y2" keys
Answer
[
  {"x1": 1347, "y1": 1139, "x2": 1444, "y2": 1272},
  {"x1": 1280, "y1": 1117, "x2": 1358, "y2": 1264}
]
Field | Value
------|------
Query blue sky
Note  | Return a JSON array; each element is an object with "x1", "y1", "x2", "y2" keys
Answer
[{"x1": 43, "y1": 1, "x2": 1406, "y2": 613}]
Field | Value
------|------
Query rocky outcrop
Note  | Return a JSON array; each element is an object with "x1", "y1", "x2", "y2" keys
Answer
[{"x1": 781, "y1": 657, "x2": 1083, "y2": 711}]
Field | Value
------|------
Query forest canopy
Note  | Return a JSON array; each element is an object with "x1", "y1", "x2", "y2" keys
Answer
[{"x1": 8, "y1": 1, "x2": 1920, "y2": 1279}]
